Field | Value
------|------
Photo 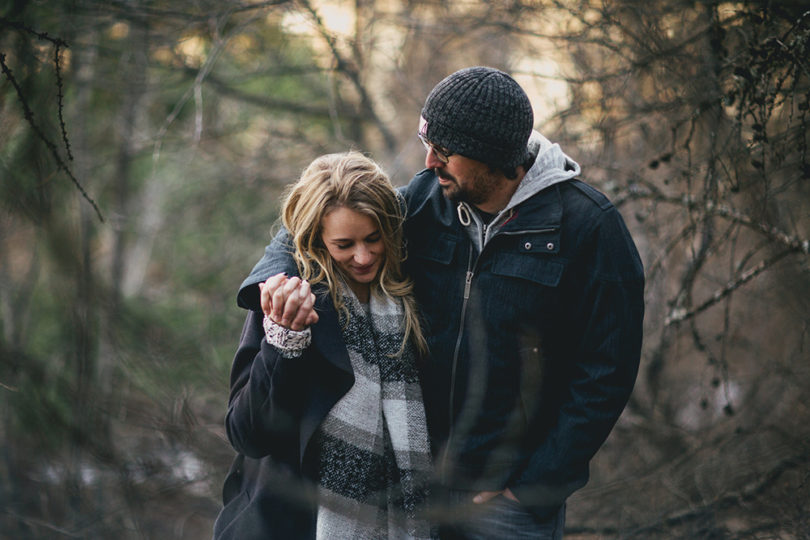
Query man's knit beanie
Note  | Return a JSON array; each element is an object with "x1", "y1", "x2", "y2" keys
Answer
[{"x1": 419, "y1": 66, "x2": 534, "y2": 170}]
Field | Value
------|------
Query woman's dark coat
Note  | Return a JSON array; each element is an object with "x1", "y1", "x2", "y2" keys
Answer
[{"x1": 213, "y1": 247, "x2": 355, "y2": 540}]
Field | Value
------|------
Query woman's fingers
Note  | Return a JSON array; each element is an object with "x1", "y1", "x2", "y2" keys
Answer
[
  {"x1": 289, "y1": 281, "x2": 317, "y2": 331},
  {"x1": 260, "y1": 273, "x2": 288, "y2": 315},
  {"x1": 271, "y1": 276, "x2": 300, "y2": 322}
]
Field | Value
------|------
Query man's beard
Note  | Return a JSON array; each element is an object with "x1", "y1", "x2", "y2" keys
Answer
[
  {"x1": 436, "y1": 168, "x2": 497, "y2": 207},
  {"x1": 437, "y1": 171, "x2": 462, "y2": 202}
]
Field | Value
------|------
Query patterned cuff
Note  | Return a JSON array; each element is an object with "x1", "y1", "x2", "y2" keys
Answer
[{"x1": 263, "y1": 314, "x2": 311, "y2": 358}]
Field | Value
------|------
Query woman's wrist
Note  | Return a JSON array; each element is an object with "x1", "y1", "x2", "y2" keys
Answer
[{"x1": 263, "y1": 314, "x2": 311, "y2": 358}]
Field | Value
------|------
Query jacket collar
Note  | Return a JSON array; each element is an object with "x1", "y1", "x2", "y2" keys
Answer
[
  {"x1": 404, "y1": 169, "x2": 460, "y2": 229},
  {"x1": 497, "y1": 184, "x2": 563, "y2": 233},
  {"x1": 408, "y1": 170, "x2": 564, "y2": 235}
]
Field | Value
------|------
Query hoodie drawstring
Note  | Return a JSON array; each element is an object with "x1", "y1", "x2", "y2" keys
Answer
[{"x1": 457, "y1": 203, "x2": 471, "y2": 226}]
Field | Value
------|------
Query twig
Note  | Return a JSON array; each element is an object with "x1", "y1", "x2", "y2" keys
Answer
[
  {"x1": 0, "y1": 380, "x2": 19, "y2": 391},
  {"x1": 3, "y1": 509, "x2": 81, "y2": 538},
  {"x1": 666, "y1": 248, "x2": 795, "y2": 326},
  {"x1": 54, "y1": 43, "x2": 73, "y2": 161},
  {"x1": 297, "y1": 0, "x2": 398, "y2": 152},
  {"x1": 0, "y1": 17, "x2": 69, "y2": 47},
  {"x1": 97, "y1": 0, "x2": 290, "y2": 23},
  {"x1": 0, "y1": 54, "x2": 104, "y2": 222},
  {"x1": 150, "y1": 14, "x2": 233, "y2": 167},
  {"x1": 624, "y1": 188, "x2": 810, "y2": 255}
]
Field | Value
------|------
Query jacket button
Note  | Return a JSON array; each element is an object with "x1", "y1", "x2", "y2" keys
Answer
[
  {"x1": 547, "y1": 242, "x2": 555, "y2": 250},
  {"x1": 524, "y1": 242, "x2": 532, "y2": 250}
]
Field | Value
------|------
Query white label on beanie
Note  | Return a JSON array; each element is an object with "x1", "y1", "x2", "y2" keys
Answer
[{"x1": 419, "y1": 116, "x2": 428, "y2": 137}]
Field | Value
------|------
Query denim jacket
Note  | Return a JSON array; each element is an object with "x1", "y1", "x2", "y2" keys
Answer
[{"x1": 400, "y1": 164, "x2": 644, "y2": 518}]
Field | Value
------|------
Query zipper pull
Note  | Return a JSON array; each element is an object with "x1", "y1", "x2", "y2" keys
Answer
[{"x1": 463, "y1": 271, "x2": 473, "y2": 299}]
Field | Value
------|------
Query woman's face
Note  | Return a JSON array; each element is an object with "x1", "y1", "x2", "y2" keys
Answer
[{"x1": 320, "y1": 206, "x2": 385, "y2": 298}]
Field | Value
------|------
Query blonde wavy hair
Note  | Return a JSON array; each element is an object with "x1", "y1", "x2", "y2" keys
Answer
[{"x1": 281, "y1": 151, "x2": 427, "y2": 355}]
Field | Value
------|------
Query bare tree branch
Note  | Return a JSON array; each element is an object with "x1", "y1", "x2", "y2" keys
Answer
[
  {"x1": 665, "y1": 247, "x2": 796, "y2": 326},
  {"x1": 0, "y1": 53, "x2": 104, "y2": 222},
  {"x1": 621, "y1": 188, "x2": 810, "y2": 255},
  {"x1": 188, "y1": 67, "x2": 361, "y2": 119},
  {"x1": 297, "y1": 0, "x2": 398, "y2": 151}
]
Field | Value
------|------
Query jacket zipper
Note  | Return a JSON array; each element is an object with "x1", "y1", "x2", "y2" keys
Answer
[
  {"x1": 441, "y1": 247, "x2": 474, "y2": 480},
  {"x1": 440, "y1": 221, "x2": 559, "y2": 481}
]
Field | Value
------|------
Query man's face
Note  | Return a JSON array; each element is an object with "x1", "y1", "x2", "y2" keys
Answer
[{"x1": 425, "y1": 147, "x2": 500, "y2": 207}]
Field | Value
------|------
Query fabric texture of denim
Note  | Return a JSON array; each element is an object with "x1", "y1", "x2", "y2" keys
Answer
[
  {"x1": 399, "y1": 168, "x2": 644, "y2": 520},
  {"x1": 441, "y1": 490, "x2": 565, "y2": 540}
]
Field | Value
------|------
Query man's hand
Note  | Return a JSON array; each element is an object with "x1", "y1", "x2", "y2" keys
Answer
[
  {"x1": 258, "y1": 273, "x2": 319, "y2": 331},
  {"x1": 472, "y1": 488, "x2": 519, "y2": 504}
]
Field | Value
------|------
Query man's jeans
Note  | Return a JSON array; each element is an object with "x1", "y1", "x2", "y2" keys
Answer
[{"x1": 440, "y1": 490, "x2": 566, "y2": 539}]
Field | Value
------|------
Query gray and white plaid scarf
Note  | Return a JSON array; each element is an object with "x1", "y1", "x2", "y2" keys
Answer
[{"x1": 314, "y1": 283, "x2": 433, "y2": 539}]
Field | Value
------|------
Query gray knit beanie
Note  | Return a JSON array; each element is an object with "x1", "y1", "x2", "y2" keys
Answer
[{"x1": 419, "y1": 66, "x2": 534, "y2": 170}]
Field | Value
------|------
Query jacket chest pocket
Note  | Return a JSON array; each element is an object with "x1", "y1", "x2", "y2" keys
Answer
[
  {"x1": 482, "y1": 241, "x2": 565, "y2": 322},
  {"x1": 489, "y1": 230, "x2": 564, "y2": 287}
]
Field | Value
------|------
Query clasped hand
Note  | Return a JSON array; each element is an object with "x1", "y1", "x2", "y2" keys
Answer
[{"x1": 258, "y1": 273, "x2": 319, "y2": 331}]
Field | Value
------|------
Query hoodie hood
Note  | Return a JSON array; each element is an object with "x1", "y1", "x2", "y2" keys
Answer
[{"x1": 505, "y1": 130, "x2": 580, "y2": 212}]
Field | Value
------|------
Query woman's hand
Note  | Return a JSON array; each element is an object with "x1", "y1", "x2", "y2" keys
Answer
[{"x1": 258, "y1": 273, "x2": 319, "y2": 331}]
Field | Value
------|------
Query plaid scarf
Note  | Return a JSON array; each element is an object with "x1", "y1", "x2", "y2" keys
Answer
[{"x1": 314, "y1": 283, "x2": 433, "y2": 539}]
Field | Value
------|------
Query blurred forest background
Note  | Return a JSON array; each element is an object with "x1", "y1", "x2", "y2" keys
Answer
[{"x1": 2, "y1": 0, "x2": 809, "y2": 538}]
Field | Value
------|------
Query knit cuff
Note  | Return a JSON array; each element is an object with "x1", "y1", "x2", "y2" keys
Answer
[{"x1": 263, "y1": 314, "x2": 311, "y2": 358}]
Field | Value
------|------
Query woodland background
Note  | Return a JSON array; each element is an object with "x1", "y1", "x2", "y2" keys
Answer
[{"x1": 1, "y1": 0, "x2": 809, "y2": 538}]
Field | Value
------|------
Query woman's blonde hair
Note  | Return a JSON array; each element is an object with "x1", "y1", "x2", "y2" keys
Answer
[{"x1": 281, "y1": 151, "x2": 426, "y2": 355}]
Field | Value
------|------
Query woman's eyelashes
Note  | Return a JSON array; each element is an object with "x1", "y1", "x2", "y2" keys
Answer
[{"x1": 334, "y1": 233, "x2": 381, "y2": 250}]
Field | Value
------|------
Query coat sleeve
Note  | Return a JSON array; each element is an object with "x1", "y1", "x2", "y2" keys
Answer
[
  {"x1": 225, "y1": 309, "x2": 307, "y2": 460},
  {"x1": 510, "y1": 205, "x2": 645, "y2": 517},
  {"x1": 237, "y1": 229, "x2": 299, "y2": 311}
]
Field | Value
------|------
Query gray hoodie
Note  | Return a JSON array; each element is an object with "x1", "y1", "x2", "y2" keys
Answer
[{"x1": 457, "y1": 130, "x2": 581, "y2": 253}]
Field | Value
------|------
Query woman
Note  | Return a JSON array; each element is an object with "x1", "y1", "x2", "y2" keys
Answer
[{"x1": 213, "y1": 152, "x2": 433, "y2": 540}]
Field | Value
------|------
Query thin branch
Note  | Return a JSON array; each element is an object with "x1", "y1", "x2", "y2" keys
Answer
[
  {"x1": 150, "y1": 13, "x2": 235, "y2": 167},
  {"x1": 0, "y1": 54, "x2": 104, "y2": 222},
  {"x1": 297, "y1": 0, "x2": 398, "y2": 152},
  {"x1": 0, "y1": 380, "x2": 19, "y2": 391},
  {"x1": 0, "y1": 17, "x2": 69, "y2": 47},
  {"x1": 186, "y1": 67, "x2": 358, "y2": 118},
  {"x1": 665, "y1": 247, "x2": 796, "y2": 326},
  {"x1": 623, "y1": 188, "x2": 810, "y2": 255},
  {"x1": 54, "y1": 43, "x2": 73, "y2": 162},
  {"x1": 79, "y1": 0, "x2": 291, "y2": 24},
  {"x1": 646, "y1": 220, "x2": 698, "y2": 281},
  {"x1": 3, "y1": 510, "x2": 81, "y2": 538}
]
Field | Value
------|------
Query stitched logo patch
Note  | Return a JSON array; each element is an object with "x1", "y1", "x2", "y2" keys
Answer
[{"x1": 419, "y1": 116, "x2": 428, "y2": 137}]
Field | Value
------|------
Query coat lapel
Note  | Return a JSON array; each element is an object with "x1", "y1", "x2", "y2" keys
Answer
[{"x1": 298, "y1": 289, "x2": 354, "y2": 466}]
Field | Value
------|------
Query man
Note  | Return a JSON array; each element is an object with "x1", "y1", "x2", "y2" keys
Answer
[{"x1": 237, "y1": 67, "x2": 644, "y2": 539}]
